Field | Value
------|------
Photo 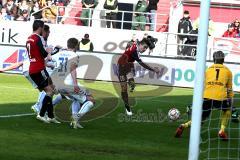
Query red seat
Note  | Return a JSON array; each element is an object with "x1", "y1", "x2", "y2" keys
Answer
[
  {"x1": 64, "y1": 0, "x2": 83, "y2": 25},
  {"x1": 156, "y1": 0, "x2": 170, "y2": 32}
]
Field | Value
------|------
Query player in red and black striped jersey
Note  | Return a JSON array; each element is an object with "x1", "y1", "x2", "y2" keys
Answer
[
  {"x1": 26, "y1": 20, "x2": 60, "y2": 124},
  {"x1": 117, "y1": 36, "x2": 159, "y2": 115}
]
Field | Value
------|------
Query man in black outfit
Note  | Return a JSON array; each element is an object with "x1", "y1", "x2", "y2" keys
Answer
[
  {"x1": 177, "y1": 10, "x2": 192, "y2": 56},
  {"x1": 104, "y1": 0, "x2": 118, "y2": 28}
]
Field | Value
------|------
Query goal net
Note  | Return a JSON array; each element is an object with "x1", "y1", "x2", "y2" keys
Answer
[{"x1": 186, "y1": 0, "x2": 240, "y2": 159}]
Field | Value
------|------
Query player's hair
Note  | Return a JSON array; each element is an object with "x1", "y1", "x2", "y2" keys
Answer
[
  {"x1": 43, "y1": 24, "x2": 50, "y2": 32},
  {"x1": 33, "y1": 20, "x2": 44, "y2": 31},
  {"x1": 213, "y1": 51, "x2": 225, "y2": 64},
  {"x1": 140, "y1": 36, "x2": 158, "y2": 50},
  {"x1": 67, "y1": 38, "x2": 79, "y2": 49}
]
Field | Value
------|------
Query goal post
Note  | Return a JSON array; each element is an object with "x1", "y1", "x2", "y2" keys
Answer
[{"x1": 188, "y1": 0, "x2": 211, "y2": 160}]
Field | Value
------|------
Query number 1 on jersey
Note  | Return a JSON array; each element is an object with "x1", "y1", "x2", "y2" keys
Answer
[{"x1": 215, "y1": 69, "x2": 220, "y2": 81}]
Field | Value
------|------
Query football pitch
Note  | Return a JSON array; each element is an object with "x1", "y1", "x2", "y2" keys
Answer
[{"x1": 0, "y1": 73, "x2": 239, "y2": 160}]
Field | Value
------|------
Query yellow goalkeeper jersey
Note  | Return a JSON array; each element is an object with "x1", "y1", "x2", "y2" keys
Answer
[{"x1": 203, "y1": 64, "x2": 233, "y2": 101}]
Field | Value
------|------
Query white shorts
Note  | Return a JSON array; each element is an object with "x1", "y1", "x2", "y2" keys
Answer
[
  {"x1": 57, "y1": 86, "x2": 88, "y2": 104},
  {"x1": 66, "y1": 94, "x2": 87, "y2": 104}
]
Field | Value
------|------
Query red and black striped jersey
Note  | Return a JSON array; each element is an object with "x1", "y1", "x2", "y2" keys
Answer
[
  {"x1": 118, "y1": 44, "x2": 141, "y2": 65},
  {"x1": 26, "y1": 33, "x2": 48, "y2": 74}
]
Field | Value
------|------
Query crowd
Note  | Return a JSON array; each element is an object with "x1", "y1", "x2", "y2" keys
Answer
[
  {"x1": 1, "y1": 0, "x2": 240, "y2": 37},
  {"x1": 0, "y1": 0, "x2": 161, "y2": 31},
  {"x1": 177, "y1": 9, "x2": 240, "y2": 57},
  {"x1": 222, "y1": 19, "x2": 240, "y2": 38},
  {"x1": 0, "y1": 0, "x2": 68, "y2": 23},
  {"x1": 79, "y1": 0, "x2": 160, "y2": 31}
]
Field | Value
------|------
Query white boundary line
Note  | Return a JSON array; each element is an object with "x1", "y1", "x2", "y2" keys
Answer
[
  {"x1": 0, "y1": 85, "x2": 36, "y2": 118},
  {"x1": 0, "y1": 85, "x2": 35, "y2": 91},
  {"x1": 0, "y1": 113, "x2": 35, "y2": 118}
]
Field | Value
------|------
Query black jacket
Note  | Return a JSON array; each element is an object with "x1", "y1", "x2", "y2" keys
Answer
[
  {"x1": 148, "y1": 0, "x2": 159, "y2": 11},
  {"x1": 177, "y1": 17, "x2": 192, "y2": 39},
  {"x1": 104, "y1": 0, "x2": 118, "y2": 10}
]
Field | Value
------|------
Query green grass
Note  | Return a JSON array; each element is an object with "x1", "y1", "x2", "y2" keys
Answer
[{"x1": 0, "y1": 74, "x2": 239, "y2": 160}]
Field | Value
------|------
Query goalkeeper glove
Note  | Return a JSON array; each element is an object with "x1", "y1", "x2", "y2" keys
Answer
[{"x1": 231, "y1": 109, "x2": 239, "y2": 123}]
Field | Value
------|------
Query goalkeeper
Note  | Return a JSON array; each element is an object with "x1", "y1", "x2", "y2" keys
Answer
[{"x1": 175, "y1": 51, "x2": 233, "y2": 141}]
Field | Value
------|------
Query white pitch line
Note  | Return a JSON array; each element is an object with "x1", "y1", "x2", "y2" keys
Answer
[
  {"x1": 0, "y1": 85, "x2": 35, "y2": 91},
  {"x1": 0, "y1": 113, "x2": 35, "y2": 118}
]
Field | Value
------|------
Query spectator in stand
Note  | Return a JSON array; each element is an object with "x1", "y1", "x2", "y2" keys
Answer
[
  {"x1": 0, "y1": 9, "x2": 2, "y2": 21},
  {"x1": 132, "y1": 0, "x2": 148, "y2": 31},
  {"x1": 177, "y1": 10, "x2": 192, "y2": 55},
  {"x1": 80, "y1": 0, "x2": 98, "y2": 26},
  {"x1": 53, "y1": 0, "x2": 65, "y2": 23},
  {"x1": 10, "y1": 2, "x2": 19, "y2": 20},
  {"x1": 39, "y1": 0, "x2": 47, "y2": 7},
  {"x1": 3, "y1": 0, "x2": 18, "y2": 20},
  {"x1": 233, "y1": 19, "x2": 240, "y2": 35},
  {"x1": 30, "y1": 1, "x2": 42, "y2": 20},
  {"x1": 0, "y1": 7, "x2": 11, "y2": 20},
  {"x1": 79, "y1": 33, "x2": 94, "y2": 52},
  {"x1": 53, "y1": 0, "x2": 69, "y2": 6},
  {"x1": 193, "y1": 17, "x2": 215, "y2": 36},
  {"x1": 103, "y1": 0, "x2": 118, "y2": 28},
  {"x1": 18, "y1": 0, "x2": 30, "y2": 14},
  {"x1": 222, "y1": 23, "x2": 238, "y2": 38},
  {"x1": 42, "y1": 0, "x2": 57, "y2": 23},
  {"x1": 147, "y1": 0, "x2": 159, "y2": 31},
  {"x1": 16, "y1": 9, "x2": 29, "y2": 21}
]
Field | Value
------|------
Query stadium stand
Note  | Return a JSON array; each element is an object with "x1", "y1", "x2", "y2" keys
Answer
[
  {"x1": 62, "y1": 0, "x2": 82, "y2": 25},
  {"x1": 156, "y1": 0, "x2": 170, "y2": 32}
]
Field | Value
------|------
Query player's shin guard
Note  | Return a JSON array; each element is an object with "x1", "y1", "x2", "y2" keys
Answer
[
  {"x1": 46, "y1": 98, "x2": 54, "y2": 119},
  {"x1": 36, "y1": 91, "x2": 46, "y2": 111},
  {"x1": 78, "y1": 101, "x2": 94, "y2": 118},
  {"x1": 220, "y1": 110, "x2": 231, "y2": 132},
  {"x1": 231, "y1": 106, "x2": 239, "y2": 122},
  {"x1": 40, "y1": 95, "x2": 52, "y2": 117},
  {"x1": 128, "y1": 78, "x2": 135, "y2": 92},
  {"x1": 52, "y1": 94, "x2": 63, "y2": 106},
  {"x1": 182, "y1": 120, "x2": 192, "y2": 128},
  {"x1": 121, "y1": 92, "x2": 131, "y2": 111}
]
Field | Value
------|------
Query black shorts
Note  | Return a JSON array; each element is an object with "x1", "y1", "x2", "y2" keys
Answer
[
  {"x1": 202, "y1": 99, "x2": 231, "y2": 120},
  {"x1": 118, "y1": 64, "x2": 135, "y2": 82},
  {"x1": 203, "y1": 99, "x2": 231, "y2": 111},
  {"x1": 29, "y1": 69, "x2": 51, "y2": 90}
]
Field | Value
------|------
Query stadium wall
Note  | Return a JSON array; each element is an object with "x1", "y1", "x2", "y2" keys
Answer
[
  {"x1": 0, "y1": 21, "x2": 168, "y2": 56},
  {"x1": 1, "y1": 45, "x2": 240, "y2": 91},
  {"x1": 1, "y1": 21, "x2": 240, "y2": 63}
]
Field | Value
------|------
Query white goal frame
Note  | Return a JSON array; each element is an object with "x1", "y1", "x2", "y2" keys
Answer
[{"x1": 188, "y1": 0, "x2": 211, "y2": 160}]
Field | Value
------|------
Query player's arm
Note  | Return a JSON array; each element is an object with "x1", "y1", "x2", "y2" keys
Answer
[
  {"x1": 37, "y1": 36, "x2": 49, "y2": 58},
  {"x1": 0, "y1": 61, "x2": 23, "y2": 72},
  {"x1": 70, "y1": 61, "x2": 80, "y2": 93},
  {"x1": 138, "y1": 60, "x2": 155, "y2": 71},
  {"x1": 227, "y1": 70, "x2": 234, "y2": 99},
  {"x1": 51, "y1": 46, "x2": 62, "y2": 55},
  {"x1": 132, "y1": 51, "x2": 158, "y2": 72}
]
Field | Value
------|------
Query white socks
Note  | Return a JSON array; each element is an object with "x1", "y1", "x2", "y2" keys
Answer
[{"x1": 78, "y1": 101, "x2": 94, "y2": 118}]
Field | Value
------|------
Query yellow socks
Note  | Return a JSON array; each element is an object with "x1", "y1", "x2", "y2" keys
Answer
[
  {"x1": 182, "y1": 120, "x2": 192, "y2": 128},
  {"x1": 220, "y1": 110, "x2": 231, "y2": 132}
]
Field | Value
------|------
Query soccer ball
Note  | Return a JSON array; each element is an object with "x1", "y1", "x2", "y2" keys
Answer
[{"x1": 168, "y1": 108, "x2": 180, "y2": 121}]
